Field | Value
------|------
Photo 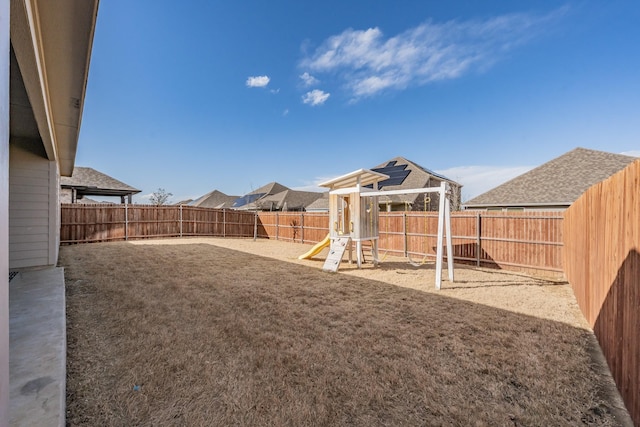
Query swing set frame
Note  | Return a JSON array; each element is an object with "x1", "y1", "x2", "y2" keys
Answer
[{"x1": 361, "y1": 181, "x2": 454, "y2": 289}]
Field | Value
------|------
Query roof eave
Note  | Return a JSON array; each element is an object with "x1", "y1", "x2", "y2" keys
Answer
[
  {"x1": 11, "y1": 0, "x2": 100, "y2": 176},
  {"x1": 463, "y1": 201, "x2": 572, "y2": 208}
]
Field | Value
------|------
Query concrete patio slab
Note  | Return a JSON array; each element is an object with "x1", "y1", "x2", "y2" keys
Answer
[{"x1": 9, "y1": 267, "x2": 66, "y2": 427}]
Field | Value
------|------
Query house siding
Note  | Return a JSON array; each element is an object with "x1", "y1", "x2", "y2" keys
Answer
[{"x1": 8, "y1": 142, "x2": 58, "y2": 268}]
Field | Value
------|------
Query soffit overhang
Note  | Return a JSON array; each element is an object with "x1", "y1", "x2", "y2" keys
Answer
[{"x1": 10, "y1": 0, "x2": 99, "y2": 176}]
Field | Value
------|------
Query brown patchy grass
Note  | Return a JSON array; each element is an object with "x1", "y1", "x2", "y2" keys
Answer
[{"x1": 62, "y1": 238, "x2": 626, "y2": 426}]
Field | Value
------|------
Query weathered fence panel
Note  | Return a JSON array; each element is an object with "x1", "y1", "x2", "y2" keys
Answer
[
  {"x1": 221, "y1": 209, "x2": 256, "y2": 237},
  {"x1": 61, "y1": 204, "x2": 256, "y2": 242},
  {"x1": 180, "y1": 206, "x2": 225, "y2": 236},
  {"x1": 564, "y1": 160, "x2": 640, "y2": 425},
  {"x1": 127, "y1": 205, "x2": 181, "y2": 238},
  {"x1": 61, "y1": 204, "x2": 126, "y2": 243}
]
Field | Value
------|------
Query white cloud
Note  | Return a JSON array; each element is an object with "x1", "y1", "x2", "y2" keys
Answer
[
  {"x1": 300, "y1": 7, "x2": 566, "y2": 99},
  {"x1": 621, "y1": 150, "x2": 640, "y2": 157},
  {"x1": 300, "y1": 72, "x2": 320, "y2": 87},
  {"x1": 246, "y1": 75, "x2": 270, "y2": 88},
  {"x1": 302, "y1": 89, "x2": 330, "y2": 106},
  {"x1": 435, "y1": 165, "x2": 534, "y2": 202},
  {"x1": 282, "y1": 108, "x2": 289, "y2": 116},
  {"x1": 293, "y1": 175, "x2": 337, "y2": 192}
]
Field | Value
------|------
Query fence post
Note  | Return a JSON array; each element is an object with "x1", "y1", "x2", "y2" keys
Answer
[
  {"x1": 223, "y1": 209, "x2": 226, "y2": 238},
  {"x1": 179, "y1": 205, "x2": 183, "y2": 237},
  {"x1": 124, "y1": 202, "x2": 128, "y2": 241},
  {"x1": 254, "y1": 211, "x2": 257, "y2": 241},
  {"x1": 403, "y1": 212, "x2": 408, "y2": 257},
  {"x1": 476, "y1": 211, "x2": 481, "y2": 267},
  {"x1": 300, "y1": 212, "x2": 304, "y2": 243},
  {"x1": 276, "y1": 213, "x2": 279, "y2": 241}
]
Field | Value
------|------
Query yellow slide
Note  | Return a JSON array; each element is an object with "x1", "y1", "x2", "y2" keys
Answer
[{"x1": 298, "y1": 234, "x2": 331, "y2": 260}]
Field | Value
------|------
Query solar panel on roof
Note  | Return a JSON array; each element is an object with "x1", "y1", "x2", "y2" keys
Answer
[
  {"x1": 374, "y1": 165, "x2": 406, "y2": 173},
  {"x1": 366, "y1": 161, "x2": 411, "y2": 189},
  {"x1": 232, "y1": 193, "x2": 265, "y2": 207}
]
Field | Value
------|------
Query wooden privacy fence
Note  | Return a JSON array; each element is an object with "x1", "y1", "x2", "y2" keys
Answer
[
  {"x1": 256, "y1": 211, "x2": 564, "y2": 277},
  {"x1": 60, "y1": 204, "x2": 257, "y2": 242},
  {"x1": 563, "y1": 159, "x2": 640, "y2": 426},
  {"x1": 61, "y1": 205, "x2": 563, "y2": 277}
]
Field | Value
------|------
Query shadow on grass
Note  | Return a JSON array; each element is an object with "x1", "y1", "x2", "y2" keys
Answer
[{"x1": 61, "y1": 242, "x2": 627, "y2": 427}]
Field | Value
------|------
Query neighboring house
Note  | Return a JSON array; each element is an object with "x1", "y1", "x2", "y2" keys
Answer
[
  {"x1": 463, "y1": 147, "x2": 638, "y2": 211},
  {"x1": 188, "y1": 190, "x2": 238, "y2": 209},
  {"x1": 305, "y1": 157, "x2": 463, "y2": 212},
  {"x1": 305, "y1": 192, "x2": 330, "y2": 212},
  {"x1": 60, "y1": 167, "x2": 141, "y2": 204},
  {"x1": 254, "y1": 189, "x2": 324, "y2": 212},
  {"x1": 232, "y1": 182, "x2": 289, "y2": 210},
  {"x1": 371, "y1": 157, "x2": 462, "y2": 211},
  {"x1": 1, "y1": 0, "x2": 99, "y2": 422},
  {"x1": 231, "y1": 182, "x2": 323, "y2": 211}
]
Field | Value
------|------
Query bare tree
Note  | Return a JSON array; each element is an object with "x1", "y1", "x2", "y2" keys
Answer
[{"x1": 149, "y1": 188, "x2": 173, "y2": 206}]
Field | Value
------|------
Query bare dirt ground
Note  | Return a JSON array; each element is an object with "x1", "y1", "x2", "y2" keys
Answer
[{"x1": 61, "y1": 237, "x2": 630, "y2": 426}]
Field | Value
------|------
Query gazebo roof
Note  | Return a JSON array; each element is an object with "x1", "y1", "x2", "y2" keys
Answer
[{"x1": 60, "y1": 167, "x2": 140, "y2": 199}]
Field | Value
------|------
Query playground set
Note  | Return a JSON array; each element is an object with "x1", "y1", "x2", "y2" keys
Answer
[{"x1": 298, "y1": 169, "x2": 454, "y2": 289}]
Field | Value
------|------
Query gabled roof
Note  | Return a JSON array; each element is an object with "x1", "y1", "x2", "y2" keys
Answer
[
  {"x1": 248, "y1": 182, "x2": 289, "y2": 196},
  {"x1": 305, "y1": 192, "x2": 330, "y2": 211},
  {"x1": 174, "y1": 199, "x2": 194, "y2": 206},
  {"x1": 233, "y1": 182, "x2": 290, "y2": 209},
  {"x1": 372, "y1": 156, "x2": 460, "y2": 189},
  {"x1": 256, "y1": 189, "x2": 324, "y2": 211},
  {"x1": 188, "y1": 190, "x2": 238, "y2": 208},
  {"x1": 464, "y1": 147, "x2": 638, "y2": 208},
  {"x1": 60, "y1": 167, "x2": 141, "y2": 197},
  {"x1": 370, "y1": 156, "x2": 461, "y2": 205}
]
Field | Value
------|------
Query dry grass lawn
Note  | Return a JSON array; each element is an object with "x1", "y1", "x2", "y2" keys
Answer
[{"x1": 61, "y1": 238, "x2": 627, "y2": 426}]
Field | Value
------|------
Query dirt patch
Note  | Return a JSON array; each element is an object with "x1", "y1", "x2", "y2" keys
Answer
[{"x1": 61, "y1": 238, "x2": 629, "y2": 426}]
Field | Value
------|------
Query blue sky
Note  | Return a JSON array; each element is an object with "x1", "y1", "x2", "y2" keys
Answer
[{"x1": 76, "y1": 1, "x2": 640, "y2": 204}]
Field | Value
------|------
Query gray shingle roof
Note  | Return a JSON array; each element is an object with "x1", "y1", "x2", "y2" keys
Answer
[
  {"x1": 60, "y1": 167, "x2": 141, "y2": 197},
  {"x1": 188, "y1": 190, "x2": 238, "y2": 208},
  {"x1": 231, "y1": 182, "x2": 291, "y2": 209},
  {"x1": 464, "y1": 147, "x2": 637, "y2": 208},
  {"x1": 305, "y1": 192, "x2": 329, "y2": 211},
  {"x1": 255, "y1": 189, "x2": 324, "y2": 211},
  {"x1": 248, "y1": 182, "x2": 289, "y2": 196}
]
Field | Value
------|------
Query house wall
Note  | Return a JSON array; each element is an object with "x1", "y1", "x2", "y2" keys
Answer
[
  {"x1": 1, "y1": 0, "x2": 10, "y2": 422},
  {"x1": 9, "y1": 139, "x2": 59, "y2": 268}
]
